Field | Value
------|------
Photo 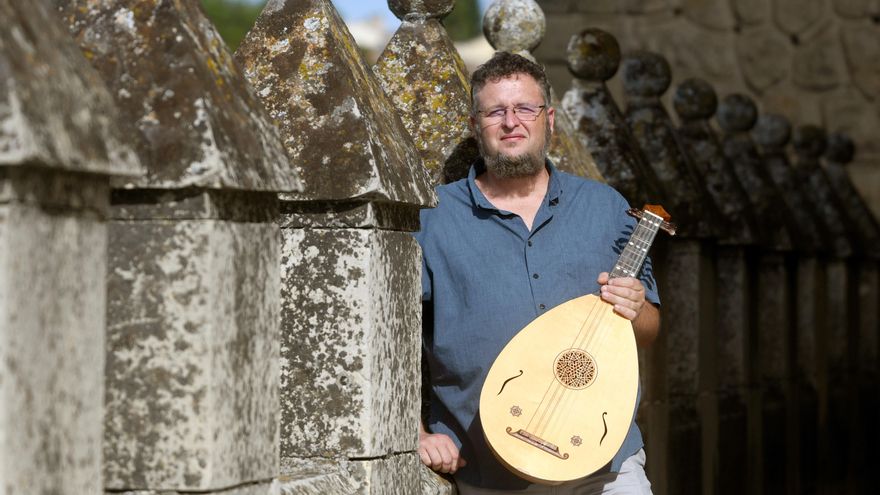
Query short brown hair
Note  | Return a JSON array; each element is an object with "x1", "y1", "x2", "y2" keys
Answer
[{"x1": 470, "y1": 52, "x2": 552, "y2": 115}]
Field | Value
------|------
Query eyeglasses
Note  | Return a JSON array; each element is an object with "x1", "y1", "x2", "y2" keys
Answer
[{"x1": 477, "y1": 104, "x2": 547, "y2": 124}]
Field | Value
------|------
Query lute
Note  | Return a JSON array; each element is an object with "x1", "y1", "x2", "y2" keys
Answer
[{"x1": 479, "y1": 205, "x2": 675, "y2": 485}]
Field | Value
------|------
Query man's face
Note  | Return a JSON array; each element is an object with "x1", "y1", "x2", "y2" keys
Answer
[{"x1": 470, "y1": 73, "x2": 555, "y2": 178}]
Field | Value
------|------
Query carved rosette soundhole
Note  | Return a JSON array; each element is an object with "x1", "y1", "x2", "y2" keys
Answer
[
  {"x1": 554, "y1": 349, "x2": 597, "y2": 389},
  {"x1": 510, "y1": 406, "x2": 522, "y2": 417}
]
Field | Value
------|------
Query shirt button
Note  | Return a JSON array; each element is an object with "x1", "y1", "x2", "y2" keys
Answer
[
  {"x1": 533, "y1": 273, "x2": 539, "y2": 279},
  {"x1": 528, "y1": 240, "x2": 533, "y2": 247},
  {"x1": 539, "y1": 304, "x2": 546, "y2": 310}
]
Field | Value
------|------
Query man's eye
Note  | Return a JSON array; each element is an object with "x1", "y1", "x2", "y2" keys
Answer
[
  {"x1": 515, "y1": 106, "x2": 537, "y2": 116},
  {"x1": 487, "y1": 109, "x2": 506, "y2": 118}
]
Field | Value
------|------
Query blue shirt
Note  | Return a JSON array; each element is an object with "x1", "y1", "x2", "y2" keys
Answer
[{"x1": 415, "y1": 160, "x2": 660, "y2": 489}]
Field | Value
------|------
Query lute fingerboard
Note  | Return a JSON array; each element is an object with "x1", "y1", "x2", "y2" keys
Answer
[{"x1": 609, "y1": 210, "x2": 664, "y2": 279}]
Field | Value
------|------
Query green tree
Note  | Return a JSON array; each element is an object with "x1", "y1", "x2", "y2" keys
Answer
[
  {"x1": 201, "y1": 0, "x2": 264, "y2": 50},
  {"x1": 443, "y1": 0, "x2": 480, "y2": 41}
]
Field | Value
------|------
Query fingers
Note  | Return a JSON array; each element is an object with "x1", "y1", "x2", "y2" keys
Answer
[
  {"x1": 599, "y1": 276, "x2": 645, "y2": 321},
  {"x1": 418, "y1": 433, "x2": 465, "y2": 474}
]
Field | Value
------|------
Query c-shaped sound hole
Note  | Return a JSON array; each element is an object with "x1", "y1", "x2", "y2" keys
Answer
[{"x1": 554, "y1": 349, "x2": 597, "y2": 389}]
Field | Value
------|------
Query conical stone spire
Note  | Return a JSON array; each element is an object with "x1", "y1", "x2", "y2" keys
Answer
[
  {"x1": 751, "y1": 114, "x2": 828, "y2": 253},
  {"x1": 672, "y1": 78, "x2": 758, "y2": 245},
  {"x1": 1, "y1": 0, "x2": 139, "y2": 176},
  {"x1": 55, "y1": 0, "x2": 299, "y2": 192},
  {"x1": 482, "y1": 0, "x2": 604, "y2": 182},
  {"x1": 716, "y1": 94, "x2": 794, "y2": 251},
  {"x1": 791, "y1": 125, "x2": 857, "y2": 257},
  {"x1": 823, "y1": 133, "x2": 880, "y2": 258},
  {"x1": 562, "y1": 28, "x2": 667, "y2": 205},
  {"x1": 235, "y1": 0, "x2": 434, "y2": 205},
  {"x1": 621, "y1": 51, "x2": 724, "y2": 239},
  {"x1": 373, "y1": 0, "x2": 476, "y2": 184}
]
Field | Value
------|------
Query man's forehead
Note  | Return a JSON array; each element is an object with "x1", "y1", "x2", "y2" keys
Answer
[
  {"x1": 477, "y1": 73, "x2": 542, "y2": 99},
  {"x1": 485, "y1": 72, "x2": 538, "y2": 85}
]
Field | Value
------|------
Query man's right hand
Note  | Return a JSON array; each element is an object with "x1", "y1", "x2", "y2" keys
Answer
[{"x1": 418, "y1": 430, "x2": 467, "y2": 474}]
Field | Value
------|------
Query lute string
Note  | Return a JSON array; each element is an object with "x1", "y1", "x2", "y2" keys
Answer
[{"x1": 534, "y1": 213, "x2": 662, "y2": 439}]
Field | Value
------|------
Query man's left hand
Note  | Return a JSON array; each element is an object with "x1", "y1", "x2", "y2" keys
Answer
[{"x1": 597, "y1": 272, "x2": 645, "y2": 321}]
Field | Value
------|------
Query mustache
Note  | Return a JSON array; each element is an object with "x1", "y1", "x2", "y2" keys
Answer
[{"x1": 475, "y1": 120, "x2": 552, "y2": 178}]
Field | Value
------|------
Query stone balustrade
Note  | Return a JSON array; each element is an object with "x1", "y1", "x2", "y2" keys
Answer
[{"x1": 1, "y1": 1, "x2": 877, "y2": 494}]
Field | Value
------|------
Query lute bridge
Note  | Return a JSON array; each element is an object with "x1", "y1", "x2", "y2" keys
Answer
[{"x1": 506, "y1": 427, "x2": 569, "y2": 460}]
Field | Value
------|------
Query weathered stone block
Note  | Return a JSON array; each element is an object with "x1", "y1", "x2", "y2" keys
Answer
[
  {"x1": 682, "y1": 0, "x2": 736, "y2": 30},
  {"x1": 833, "y1": 0, "x2": 876, "y2": 18},
  {"x1": 736, "y1": 26, "x2": 791, "y2": 94},
  {"x1": 663, "y1": 244, "x2": 700, "y2": 395},
  {"x1": 841, "y1": 24, "x2": 880, "y2": 101},
  {"x1": 856, "y1": 262, "x2": 878, "y2": 377},
  {"x1": 104, "y1": 218, "x2": 280, "y2": 490},
  {"x1": 756, "y1": 255, "x2": 790, "y2": 384},
  {"x1": 655, "y1": 239, "x2": 712, "y2": 495},
  {"x1": 774, "y1": 0, "x2": 825, "y2": 36},
  {"x1": 795, "y1": 257, "x2": 824, "y2": 388},
  {"x1": 792, "y1": 25, "x2": 846, "y2": 91},
  {"x1": 280, "y1": 228, "x2": 421, "y2": 459},
  {"x1": 420, "y1": 465, "x2": 458, "y2": 495},
  {"x1": 825, "y1": 260, "x2": 850, "y2": 377},
  {"x1": 112, "y1": 482, "x2": 274, "y2": 495},
  {"x1": 0, "y1": 171, "x2": 109, "y2": 495},
  {"x1": 715, "y1": 248, "x2": 748, "y2": 392},
  {"x1": 731, "y1": 0, "x2": 771, "y2": 26},
  {"x1": 277, "y1": 454, "x2": 421, "y2": 494}
]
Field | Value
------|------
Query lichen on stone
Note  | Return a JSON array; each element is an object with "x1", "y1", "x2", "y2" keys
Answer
[
  {"x1": 235, "y1": 0, "x2": 435, "y2": 205},
  {"x1": 56, "y1": 0, "x2": 299, "y2": 192}
]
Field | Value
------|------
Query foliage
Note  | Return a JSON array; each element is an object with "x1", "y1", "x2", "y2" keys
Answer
[
  {"x1": 201, "y1": 0, "x2": 264, "y2": 50},
  {"x1": 443, "y1": 0, "x2": 481, "y2": 41}
]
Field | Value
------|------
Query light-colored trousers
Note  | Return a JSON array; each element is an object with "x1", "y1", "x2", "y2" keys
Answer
[{"x1": 455, "y1": 449, "x2": 652, "y2": 495}]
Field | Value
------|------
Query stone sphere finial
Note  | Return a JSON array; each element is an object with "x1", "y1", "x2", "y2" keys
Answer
[
  {"x1": 673, "y1": 78, "x2": 717, "y2": 120},
  {"x1": 792, "y1": 125, "x2": 828, "y2": 158},
  {"x1": 717, "y1": 94, "x2": 758, "y2": 133},
  {"x1": 566, "y1": 28, "x2": 620, "y2": 82},
  {"x1": 483, "y1": 0, "x2": 546, "y2": 53},
  {"x1": 825, "y1": 132, "x2": 855, "y2": 164},
  {"x1": 752, "y1": 114, "x2": 792, "y2": 149},
  {"x1": 389, "y1": 0, "x2": 455, "y2": 21},
  {"x1": 621, "y1": 51, "x2": 671, "y2": 98}
]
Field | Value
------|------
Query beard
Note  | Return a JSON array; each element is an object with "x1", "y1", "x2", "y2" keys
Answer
[{"x1": 477, "y1": 119, "x2": 552, "y2": 179}]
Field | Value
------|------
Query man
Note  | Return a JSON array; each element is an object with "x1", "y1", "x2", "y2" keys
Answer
[{"x1": 414, "y1": 52, "x2": 660, "y2": 494}]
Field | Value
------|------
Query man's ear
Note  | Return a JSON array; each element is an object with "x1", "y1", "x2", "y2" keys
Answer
[
  {"x1": 547, "y1": 106, "x2": 555, "y2": 135},
  {"x1": 469, "y1": 114, "x2": 478, "y2": 135}
]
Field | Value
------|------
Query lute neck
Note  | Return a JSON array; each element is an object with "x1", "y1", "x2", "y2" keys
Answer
[{"x1": 609, "y1": 210, "x2": 664, "y2": 279}]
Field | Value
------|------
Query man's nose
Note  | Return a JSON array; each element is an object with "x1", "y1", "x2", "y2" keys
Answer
[{"x1": 502, "y1": 108, "x2": 520, "y2": 128}]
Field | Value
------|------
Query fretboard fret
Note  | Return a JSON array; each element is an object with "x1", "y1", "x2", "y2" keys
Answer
[{"x1": 610, "y1": 211, "x2": 662, "y2": 280}]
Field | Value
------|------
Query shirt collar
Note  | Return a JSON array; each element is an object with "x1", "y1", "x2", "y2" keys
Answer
[{"x1": 467, "y1": 158, "x2": 564, "y2": 212}]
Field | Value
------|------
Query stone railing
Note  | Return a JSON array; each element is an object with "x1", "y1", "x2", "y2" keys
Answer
[{"x1": 2, "y1": 1, "x2": 877, "y2": 494}]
